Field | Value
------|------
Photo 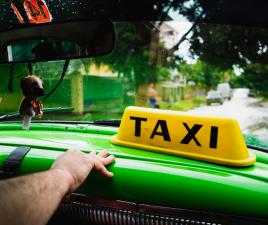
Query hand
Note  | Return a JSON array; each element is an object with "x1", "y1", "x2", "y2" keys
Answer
[{"x1": 51, "y1": 149, "x2": 115, "y2": 193}]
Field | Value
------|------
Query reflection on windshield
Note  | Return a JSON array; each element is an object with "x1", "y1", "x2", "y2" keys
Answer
[{"x1": 1, "y1": 18, "x2": 268, "y2": 147}]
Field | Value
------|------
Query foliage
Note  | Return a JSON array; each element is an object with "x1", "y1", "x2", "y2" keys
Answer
[
  {"x1": 189, "y1": 24, "x2": 268, "y2": 68},
  {"x1": 191, "y1": 22, "x2": 268, "y2": 96},
  {"x1": 160, "y1": 96, "x2": 205, "y2": 111},
  {"x1": 182, "y1": 5, "x2": 268, "y2": 96},
  {"x1": 4, "y1": 0, "x2": 268, "y2": 97},
  {"x1": 234, "y1": 64, "x2": 268, "y2": 97},
  {"x1": 88, "y1": 22, "x2": 175, "y2": 89},
  {"x1": 158, "y1": 67, "x2": 171, "y2": 80},
  {"x1": 179, "y1": 61, "x2": 227, "y2": 89}
]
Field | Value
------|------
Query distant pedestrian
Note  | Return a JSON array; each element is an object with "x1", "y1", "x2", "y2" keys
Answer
[{"x1": 147, "y1": 82, "x2": 160, "y2": 108}]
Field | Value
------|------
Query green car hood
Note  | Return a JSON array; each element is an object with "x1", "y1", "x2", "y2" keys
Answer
[{"x1": 0, "y1": 123, "x2": 268, "y2": 219}]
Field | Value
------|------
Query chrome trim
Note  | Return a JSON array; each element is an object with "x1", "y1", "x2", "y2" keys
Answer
[{"x1": 56, "y1": 194, "x2": 268, "y2": 225}]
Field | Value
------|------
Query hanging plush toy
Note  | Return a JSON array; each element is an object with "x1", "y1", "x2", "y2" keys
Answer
[{"x1": 19, "y1": 75, "x2": 45, "y2": 130}]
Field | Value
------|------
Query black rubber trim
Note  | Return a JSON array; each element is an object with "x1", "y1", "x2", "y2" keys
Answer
[
  {"x1": 248, "y1": 145, "x2": 268, "y2": 153},
  {"x1": 0, "y1": 146, "x2": 31, "y2": 177}
]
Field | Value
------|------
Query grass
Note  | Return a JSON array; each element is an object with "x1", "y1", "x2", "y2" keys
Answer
[
  {"x1": 262, "y1": 96, "x2": 268, "y2": 102},
  {"x1": 160, "y1": 97, "x2": 206, "y2": 111}
]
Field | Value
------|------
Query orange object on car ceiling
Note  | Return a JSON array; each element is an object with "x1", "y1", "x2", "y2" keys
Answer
[{"x1": 11, "y1": 0, "x2": 52, "y2": 24}]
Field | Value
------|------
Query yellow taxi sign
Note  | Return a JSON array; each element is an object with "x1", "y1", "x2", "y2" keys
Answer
[{"x1": 112, "y1": 106, "x2": 256, "y2": 167}]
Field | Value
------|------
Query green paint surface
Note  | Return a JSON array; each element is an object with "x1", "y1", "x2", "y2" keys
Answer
[{"x1": 0, "y1": 122, "x2": 268, "y2": 219}]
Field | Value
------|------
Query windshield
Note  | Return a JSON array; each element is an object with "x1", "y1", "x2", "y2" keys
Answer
[{"x1": 0, "y1": 0, "x2": 268, "y2": 148}]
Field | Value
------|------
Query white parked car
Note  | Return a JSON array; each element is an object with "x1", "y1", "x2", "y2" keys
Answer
[
  {"x1": 217, "y1": 83, "x2": 232, "y2": 100},
  {"x1": 206, "y1": 90, "x2": 223, "y2": 105}
]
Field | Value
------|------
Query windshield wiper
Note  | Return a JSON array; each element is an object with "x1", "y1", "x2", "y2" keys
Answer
[
  {"x1": 92, "y1": 119, "x2": 121, "y2": 127},
  {"x1": 26, "y1": 119, "x2": 122, "y2": 127},
  {"x1": 247, "y1": 144, "x2": 268, "y2": 153},
  {"x1": 0, "y1": 107, "x2": 73, "y2": 120}
]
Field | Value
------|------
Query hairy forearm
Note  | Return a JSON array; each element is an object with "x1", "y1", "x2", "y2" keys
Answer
[{"x1": 0, "y1": 169, "x2": 71, "y2": 225}]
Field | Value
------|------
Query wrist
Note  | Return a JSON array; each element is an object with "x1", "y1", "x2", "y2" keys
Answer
[{"x1": 50, "y1": 168, "x2": 74, "y2": 195}]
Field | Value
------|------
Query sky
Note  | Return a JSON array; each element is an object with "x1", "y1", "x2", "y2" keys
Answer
[
  {"x1": 160, "y1": 9, "x2": 196, "y2": 64},
  {"x1": 161, "y1": 21, "x2": 196, "y2": 64}
]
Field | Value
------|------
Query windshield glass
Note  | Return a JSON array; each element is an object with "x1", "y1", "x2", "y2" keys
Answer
[{"x1": 0, "y1": 0, "x2": 268, "y2": 148}]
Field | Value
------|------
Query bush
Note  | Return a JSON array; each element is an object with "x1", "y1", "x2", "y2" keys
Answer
[{"x1": 160, "y1": 97, "x2": 206, "y2": 111}]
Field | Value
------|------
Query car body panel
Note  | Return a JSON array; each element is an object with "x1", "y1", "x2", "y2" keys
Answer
[
  {"x1": 0, "y1": 123, "x2": 268, "y2": 219},
  {"x1": 206, "y1": 90, "x2": 223, "y2": 105},
  {"x1": 217, "y1": 83, "x2": 232, "y2": 99}
]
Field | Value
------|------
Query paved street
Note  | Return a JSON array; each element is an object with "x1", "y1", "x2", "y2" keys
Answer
[{"x1": 188, "y1": 89, "x2": 268, "y2": 145}]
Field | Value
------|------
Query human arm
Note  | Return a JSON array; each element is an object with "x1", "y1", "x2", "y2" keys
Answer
[{"x1": 0, "y1": 149, "x2": 115, "y2": 225}]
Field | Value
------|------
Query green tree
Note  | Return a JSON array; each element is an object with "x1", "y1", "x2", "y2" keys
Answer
[
  {"x1": 187, "y1": 23, "x2": 268, "y2": 96},
  {"x1": 179, "y1": 61, "x2": 225, "y2": 90},
  {"x1": 90, "y1": 22, "x2": 174, "y2": 89},
  {"x1": 235, "y1": 64, "x2": 268, "y2": 96}
]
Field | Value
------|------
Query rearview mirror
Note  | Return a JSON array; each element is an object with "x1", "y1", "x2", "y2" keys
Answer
[{"x1": 0, "y1": 20, "x2": 115, "y2": 64}]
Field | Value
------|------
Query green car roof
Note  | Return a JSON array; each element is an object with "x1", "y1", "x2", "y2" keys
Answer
[{"x1": 0, "y1": 122, "x2": 268, "y2": 220}]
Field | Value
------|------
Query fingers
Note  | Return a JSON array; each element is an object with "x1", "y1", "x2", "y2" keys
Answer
[
  {"x1": 88, "y1": 150, "x2": 115, "y2": 177},
  {"x1": 100, "y1": 155, "x2": 115, "y2": 165},
  {"x1": 98, "y1": 162, "x2": 114, "y2": 177},
  {"x1": 68, "y1": 148, "x2": 80, "y2": 152},
  {"x1": 97, "y1": 151, "x2": 115, "y2": 165},
  {"x1": 51, "y1": 148, "x2": 114, "y2": 194},
  {"x1": 98, "y1": 150, "x2": 109, "y2": 157}
]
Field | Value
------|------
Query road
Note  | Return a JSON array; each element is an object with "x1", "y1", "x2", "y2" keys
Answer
[{"x1": 188, "y1": 89, "x2": 268, "y2": 145}]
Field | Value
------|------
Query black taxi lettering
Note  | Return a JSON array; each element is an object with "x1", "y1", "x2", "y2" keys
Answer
[
  {"x1": 130, "y1": 116, "x2": 147, "y2": 137},
  {"x1": 180, "y1": 123, "x2": 202, "y2": 146},
  {"x1": 150, "y1": 120, "x2": 171, "y2": 141},
  {"x1": 209, "y1": 126, "x2": 218, "y2": 149},
  {"x1": 130, "y1": 116, "x2": 218, "y2": 149}
]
